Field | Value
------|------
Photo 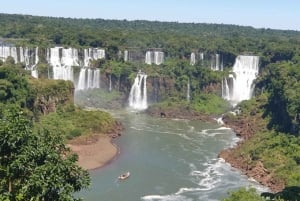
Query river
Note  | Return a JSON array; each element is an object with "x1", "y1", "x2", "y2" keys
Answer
[{"x1": 79, "y1": 109, "x2": 268, "y2": 201}]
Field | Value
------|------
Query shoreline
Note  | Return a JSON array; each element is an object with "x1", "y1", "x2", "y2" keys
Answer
[
  {"x1": 219, "y1": 115, "x2": 285, "y2": 193},
  {"x1": 68, "y1": 106, "x2": 283, "y2": 192},
  {"x1": 68, "y1": 134, "x2": 119, "y2": 170},
  {"x1": 146, "y1": 107, "x2": 284, "y2": 193}
]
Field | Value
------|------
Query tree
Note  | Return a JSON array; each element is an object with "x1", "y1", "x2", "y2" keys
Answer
[
  {"x1": 222, "y1": 187, "x2": 266, "y2": 201},
  {"x1": 0, "y1": 109, "x2": 90, "y2": 201}
]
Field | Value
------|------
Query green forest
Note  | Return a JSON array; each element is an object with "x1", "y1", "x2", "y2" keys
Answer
[{"x1": 0, "y1": 13, "x2": 300, "y2": 200}]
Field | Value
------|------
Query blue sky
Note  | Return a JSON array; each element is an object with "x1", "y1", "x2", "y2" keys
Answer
[{"x1": 0, "y1": 0, "x2": 299, "y2": 31}]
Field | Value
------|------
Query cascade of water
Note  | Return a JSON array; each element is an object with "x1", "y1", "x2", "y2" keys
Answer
[
  {"x1": 35, "y1": 47, "x2": 39, "y2": 65},
  {"x1": 61, "y1": 48, "x2": 79, "y2": 66},
  {"x1": 49, "y1": 47, "x2": 72, "y2": 81},
  {"x1": 154, "y1": 51, "x2": 164, "y2": 65},
  {"x1": 216, "y1": 54, "x2": 220, "y2": 71},
  {"x1": 30, "y1": 47, "x2": 39, "y2": 78},
  {"x1": 211, "y1": 54, "x2": 221, "y2": 71},
  {"x1": 187, "y1": 78, "x2": 190, "y2": 102},
  {"x1": 77, "y1": 68, "x2": 87, "y2": 90},
  {"x1": 200, "y1": 52, "x2": 204, "y2": 60},
  {"x1": 124, "y1": 50, "x2": 128, "y2": 62},
  {"x1": 225, "y1": 55, "x2": 259, "y2": 105},
  {"x1": 93, "y1": 69, "x2": 100, "y2": 89},
  {"x1": 190, "y1": 53, "x2": 196, "y2": 65},
  {"x1": 222, "y1": 77, "x2": 230, "y2": 100},
  {"x1": 109, "y1": 74, "x2": 112, "y2": 92},
  {"x1": 76, "y1": 68, "x2": 100, "y2": 91},
  {"x1": 10, "y1": 47, "x2": 18, "y2": 63},
  {"x1": 145, "y1": 51, "x2": 152, "y2": 64},
  {"x1": 128, "y1": 73, "x2": 148, "y2": 110},
  {"x1": 157, "y1": 51, "x2": 164, "y2": 65},
  {"x1": 145, "y1": 51, "x2": 164, "y2": 65},
  {"x1": 84, "y1": 48, "x2": 105, "y2": 66}
]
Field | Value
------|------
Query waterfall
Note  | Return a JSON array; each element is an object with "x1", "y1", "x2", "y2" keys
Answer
[
  {"x1": 222, "y1": 77, "x2": 230, "y2": 100},
  {"x1": 124, "y1": 50, "x2": 128, "y2": 62},
  {"x1": 128, "y1": 73, "x2": 148, "y2": 110},
  {"x1": 154, "y1": 51, "x2": 164, "y2": 65},
  {"x1": 224, "y1": 55, "x2": 259, "y2": 105},
  {"x1": 109, "y1": 74, "x2": 112, "y2": 92},
  {"x1": 46, "y1": 47, "x2": 104, "y2": 90},
  {"x1": 145, "y1": 51, "x2": 164, "y2": 65},
  {"x1": 211, "y1": 54, "x2": 221, "y2": 71},
  {"x1": 31, "y1": 47, "x2": 39, "y2": 78},
  {"x1": 190, "y1": 53, "x2": 196, "y2": 65},
  {"x1": 187, "y1": 78, "x2": 190, "y2": 102},
  {"x1": 145, "y1": 51, "x2": 152, "y2": 65},
  {"x1": 0, "y1": 45, "x2": 18, "y2": 63},
  {"x1": 0, "y1": 45, "x2": 38, "y2": 78},
  {"x1": 0, "y1": 45, "x2": 105, "y2": 90},
  {"x1": 77, "y1": 68, "x2": 101, "y2": 91},
  {"x1": 84, "y1": 48, "x2": 105, "y2": 66}
]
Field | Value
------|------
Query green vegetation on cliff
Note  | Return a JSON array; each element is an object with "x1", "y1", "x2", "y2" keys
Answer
[
  {"x1": 34, "y1": 108, "x2": 120, "y2": 140},
  {"x1": 0, "y1": 61, "x2": 122, "y2": 200}
]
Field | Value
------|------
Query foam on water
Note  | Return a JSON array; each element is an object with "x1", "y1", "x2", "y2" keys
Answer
[
  {"x1": 216, "y1": 126, "x2": 231, "y2": 130},
  {"x1": 141, "y1": 194, "x2": 192, "y2": 201},
  {"x1": 141, "y1": 158, "x2": 229, "y2": 201}
]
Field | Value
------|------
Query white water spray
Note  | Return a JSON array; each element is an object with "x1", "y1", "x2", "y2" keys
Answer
[
  {"x1": 187, "y1": 78, "x2": 190, "y2": 102},
  {"x1": 145, "y1": 51, "x2": 164, "y2": 65},
  {"x1": 190, "y1": 53, "x2": 196, "y2": 65},
  {"x1": 128, "y1": 73, "x2": 148, "y2": 110},
  {"x1": 223, "y1": 55, "x2": 259, "y2": 105},
  {"x1": 109, "y1": 74, "x2": 112, "y2": 92},
  {"x1": 77, "y1": 68, "x2": 100, "y2": 91}
]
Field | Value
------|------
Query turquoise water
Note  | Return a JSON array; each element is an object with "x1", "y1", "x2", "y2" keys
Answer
[{"x1": 79, "y1": 110, "x2": 268, "y2": 201}]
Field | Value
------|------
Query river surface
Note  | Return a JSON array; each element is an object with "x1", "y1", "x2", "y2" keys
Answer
[{"x1": 79, "y1": 109, "x2": 268, "y2": 201}]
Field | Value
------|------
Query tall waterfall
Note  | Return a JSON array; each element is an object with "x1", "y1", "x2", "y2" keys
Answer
[
  {"x1": 46, "y1": 47, "x2": 104, "y2": 90},
  {"x1": 145, "y1": 51, "x2": 164, "y2": 65},
  {"x1": 48, "y1": 47, "x2": 75, "y2": 81},
  {"x1": 128, "y1": 73, "x2": 148, "y2": 110},
  {"x1": 77, "y1": 68, "x2": 100, "y2": 90},
  {"x1": 109, "y1": 74, "x2": 112, "y2": 92},
  {"x1": 190, "y1": 53, "x2": 196, "y2": 65},
  {"x1": 190, "y1": 52, "x2": 204, "y2": 65},
  {"x1": 124, "y1": 50, "x2": 128, "y2": 62},
  {"x1": 223, "y1": 55, "x2": 259, "y2": 105},
  {"x1": 31, "y1": 47, "x2": 39, "y2": 78},
  {"x1": 84, "y1": 48, "x2": 105, "y2": 66},
  {"x1": 211, "y1": 54, "x2": 222, "y2": 71},
  {"x1": 187, "y1": 78, "x2": 190, "y2": 102}
]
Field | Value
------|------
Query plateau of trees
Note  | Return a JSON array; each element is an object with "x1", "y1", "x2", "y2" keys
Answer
[
  {"x1": 1, "y1": 13, "x2": 300, "y2": 200},
  {"x1": 1, "y1": 13, "x2": 300, "y2": 64}
]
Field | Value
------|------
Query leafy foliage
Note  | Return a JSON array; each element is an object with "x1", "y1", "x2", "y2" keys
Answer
[
  {"x1": 0, "y1": 109, "x2": 90, "y2": 201},
  {"x1": 222, "y1": 188, "x2": 266, "y2": 201},
  {"x1": 0, "y1": 64, "x2": 32, "y2": 108},
  {"x1": 256, "y1": 62, "x2": 300, "y2": 135},
  {"x1": 34, "y1": 106, "x2": 118, "y2": 140}
]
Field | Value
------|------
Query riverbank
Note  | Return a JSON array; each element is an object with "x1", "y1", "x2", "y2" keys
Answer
[
  {"x1": 146, "y1": 105, "x2": 285, "y2": 193},
  {"x1": 219, "y1": 113, "x2": 285, "y2": 193},
  {"x1": 68, "y1": 134, "x2": 118, "y2": 170},
  {"x1": 68, "y1": 120, "x2": 123, "y2": 170}
]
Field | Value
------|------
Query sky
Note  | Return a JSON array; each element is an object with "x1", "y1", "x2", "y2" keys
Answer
[{"x1": 0, "y1": 0, "x2": 299, "y2": 31}]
